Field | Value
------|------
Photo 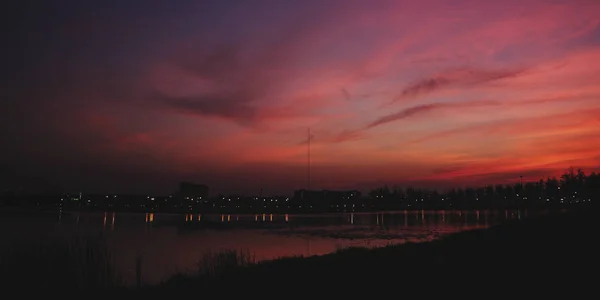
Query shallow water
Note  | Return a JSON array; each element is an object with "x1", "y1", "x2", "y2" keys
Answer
[{"x1": 0, "y1": 209, "x2": 524, "y2": 285}]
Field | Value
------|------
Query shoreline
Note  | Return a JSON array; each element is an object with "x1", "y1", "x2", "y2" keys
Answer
[
  {"x1": 143, "y1": 206, "x2": 597, "y2": 293},
  {"x1": 0, "y1": 206, "x2": 557, "y2": 214},
  {"x1": 2, "y1": 205, "x2": 596, "y2": 293}
]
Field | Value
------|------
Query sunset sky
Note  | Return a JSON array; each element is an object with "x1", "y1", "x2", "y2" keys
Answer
[{"x1": 3, "y1": 0, "x2": 600, "y2": 195}]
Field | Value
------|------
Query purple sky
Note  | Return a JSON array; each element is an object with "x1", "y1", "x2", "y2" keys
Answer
[{"x1": 2, "y1": 0, "x2": 600, "y2": 195}]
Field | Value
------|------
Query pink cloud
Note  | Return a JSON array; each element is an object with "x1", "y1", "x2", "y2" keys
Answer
[{"x1": 15, "y1": 0, "x2": 600, "y2": 193}]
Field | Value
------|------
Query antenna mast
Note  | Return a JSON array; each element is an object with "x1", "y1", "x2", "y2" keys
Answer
[{"x1": 307, "y1": 127, "x2": 311, "y2": 191}]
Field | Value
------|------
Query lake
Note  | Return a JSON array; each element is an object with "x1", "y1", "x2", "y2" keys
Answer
[{"x1": 0, "y1": 209, "x2": 525, "y2": 285}]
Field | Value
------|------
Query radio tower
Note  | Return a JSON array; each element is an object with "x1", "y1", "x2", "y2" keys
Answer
[{"x1": 307, "y1": 127, "x2": 311, "y2": 191}]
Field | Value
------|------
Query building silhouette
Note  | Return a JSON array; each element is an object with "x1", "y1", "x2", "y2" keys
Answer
[{"x1": 179, "y1": 182, "x2": 209, "y2": 198}]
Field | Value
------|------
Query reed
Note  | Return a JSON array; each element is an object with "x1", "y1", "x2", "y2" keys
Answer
[
  {"x1": 196, "y1": 249, "x2": 256, "y2": 278},
  {"x1": 0, "y1": 234, "x2": 122, "y2": 289}
]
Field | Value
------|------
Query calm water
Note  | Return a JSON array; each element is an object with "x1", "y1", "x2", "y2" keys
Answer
[{"x1": 0, "y1": 209, "x2": 524, "y2": 285}]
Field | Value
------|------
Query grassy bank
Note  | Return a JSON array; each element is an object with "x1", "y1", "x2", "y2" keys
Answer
[
  {"x1": 0, "y1": 234, "x2": 122, "y2": 290},
  {"x1": 146, "y1": 207, "x2": 598, "y2": 294}
]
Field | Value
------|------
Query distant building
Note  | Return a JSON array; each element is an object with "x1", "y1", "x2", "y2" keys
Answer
[{"x1": 179, "y1": 182, "x2": 209, "y2": 198}]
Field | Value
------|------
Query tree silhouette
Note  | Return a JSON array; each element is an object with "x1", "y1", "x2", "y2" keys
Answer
[{"x1": 365, "y1": 168, "x2": 597, "y2": 212}]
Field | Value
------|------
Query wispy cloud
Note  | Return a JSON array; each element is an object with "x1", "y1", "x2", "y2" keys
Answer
[
  {"x1": 147, "y1": 37, "x2": 344, "y2": 127},
  {"x1": 6, "y1": 0, "x2": 600, "y2": 193},
  {"x1": 366, "y1": 103, "x2": 442, "y2": 129},
  {"x1": 391, "y1": 67, "x2": 527, "y2": 103},
  {"x1": 366, "y1": 100, "x2": 500, "y2": 129},
  {"x1": 146, "y1": 43, "x2": 278, "y2": 127},
  {"x1": 150, "y1": 91, "x2": 261, "y2": 126},
  {"x1": 407, "y1": 106, "x2": 600, "y2": 145},
  {"x1": 297, "y1": 129, "x2": 364, "y2": 145},
  {"x1": 341, "y1": 88, "x2": 351, "y2": 101}
]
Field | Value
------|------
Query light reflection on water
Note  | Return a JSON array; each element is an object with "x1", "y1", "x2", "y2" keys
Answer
[{"x1": 0, "y1": 210, "x2": 522, "y2": 285}]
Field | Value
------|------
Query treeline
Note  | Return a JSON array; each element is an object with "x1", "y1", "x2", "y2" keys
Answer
[
  {"x1": 368, "y1": 169, "x2": 599, "y2": 210},
  {"x1": 1, "y1": 169, "x2": 597, "y2": 214}
]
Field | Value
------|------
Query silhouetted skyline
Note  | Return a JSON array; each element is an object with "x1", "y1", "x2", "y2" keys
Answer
[
  {"x1": 3, "y1": 0, "x2": 600, "y2": 195},
  {"x1": 3, "y1": 169, "x2": 596, "y2": 214}
]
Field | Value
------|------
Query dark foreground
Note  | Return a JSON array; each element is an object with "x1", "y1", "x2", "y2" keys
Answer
[
  {"x1": 138, "y1": 207, "x2": 598, "y2": 296},
  {"x1": 5, "y1": 207, "x2": 597, "y2": 295}
]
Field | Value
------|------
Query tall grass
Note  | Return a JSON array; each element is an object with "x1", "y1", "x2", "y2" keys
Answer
[
  {"x1": 196, "y1": 249, "x2": 256, "y2": 278},
  {"x1": 0, "y1": 235, "x2": 122, "y2": 289}
]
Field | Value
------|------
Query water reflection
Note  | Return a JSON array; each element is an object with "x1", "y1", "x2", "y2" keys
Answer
[
  {"x1": 164, "y1": 209, "x2": 520, "y2": 232},
  {"x1": 145, "y1": 213, "x2": 154, "y2": 223},
  {"x1": 186, "y1": 214, "x2": 195, "y2": 222},
  {"x1": 3, "y1": 209, "x2": 527, "y2": 286},
  {"x1": 119, "y1": 210, "x2": 515, "y2": 229},
  {"x1": 111, "y1": 213, "x2": 115, "y2": 230}
]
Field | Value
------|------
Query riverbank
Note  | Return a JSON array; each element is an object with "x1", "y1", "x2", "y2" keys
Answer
[{"x1": 142, "y1": 206, "x2": 597, "y2": 295}]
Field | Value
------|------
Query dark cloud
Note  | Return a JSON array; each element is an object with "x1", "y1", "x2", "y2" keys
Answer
[
  {"x1": 392, "y1": 66, "x2": 527, "y2": 102},
  {"x1": 378, "y1": 86, "x2": 596, "y2": 124},
  {"x1": 399, "y1": 78, "x2": 450, "y2": 99},
  {"x1": 150, "y1": 90, "x2": 262, "y2": 127},
  {"x1": 151, "y1": 17, "x2": 327, "y2": 127},
  {"x1": 341, "y1": 88, "x2": 351, "y2": 101},
  {"x1": 150, "y1": 85, "x2": 326, "y2": 128},
  {"x1": 148, "y1": 2, "x2": 365, "y2": 128},
  {"x1": 146, "y1": 42, "x2": 274, "y2": 126},
  {"x1": 366, "y1": 103, "x2": 441, "y2": 129},
  {"x1": 366, "y1": 100, "x2": 500, "y2": 129}
]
